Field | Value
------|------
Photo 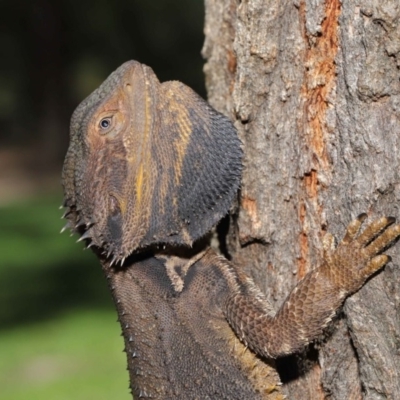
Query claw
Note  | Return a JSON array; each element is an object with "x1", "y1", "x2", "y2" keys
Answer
[
  {"x1": 358, "y1": 217, "x2": 396, "y2": 247},
  {"x1": 356, "y1": 213, "x2": 368, "y2": 222},
  {"x1": 362, "y1": 254, "x2": 391, "y2": 276},
  {"x1": 364, "y1": 223, "x2": 400, "y2": 258}
]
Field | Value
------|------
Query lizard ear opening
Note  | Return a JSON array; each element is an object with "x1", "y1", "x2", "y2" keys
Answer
[{"x1": 139, "y1": 81, "x2": 243, "y2": 250}]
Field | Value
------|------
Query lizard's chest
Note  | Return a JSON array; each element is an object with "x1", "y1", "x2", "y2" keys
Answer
[{"x1": 109, "y1": 255, "x2": 283, "y2": 399}]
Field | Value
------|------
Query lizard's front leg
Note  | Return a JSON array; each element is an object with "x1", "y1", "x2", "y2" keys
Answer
[{"x1": 225, "y1": 215, "x2": 400, "y2": 358}]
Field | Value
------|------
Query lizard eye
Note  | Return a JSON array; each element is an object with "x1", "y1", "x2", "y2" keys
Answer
[{"x1": 99, "y1": 117, "x2": 112, "y2": 131}]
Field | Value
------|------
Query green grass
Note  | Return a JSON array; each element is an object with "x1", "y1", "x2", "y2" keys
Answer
[
  {"x1": 0, "y1": 195, "x2": 130, "y2": 399},
  {"x1": 0, "y1": 310, "x2": 130, "y2": 400}
]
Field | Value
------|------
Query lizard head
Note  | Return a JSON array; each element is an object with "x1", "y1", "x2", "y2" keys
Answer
[{"x1": 62, "y1": 60, "x2": 242, "y2": 263}]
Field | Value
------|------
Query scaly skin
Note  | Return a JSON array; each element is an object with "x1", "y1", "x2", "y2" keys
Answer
[{"x1": 62, "y1": 60, "x2": 400, "y2": 399}]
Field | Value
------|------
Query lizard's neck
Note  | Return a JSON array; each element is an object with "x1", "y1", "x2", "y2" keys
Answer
[
  {"x1": 100, "y1": 249, "x2": 212, "y2": 398},
  {"x1": 102, "y1": 254, "x2": 176, "y2": 398}
]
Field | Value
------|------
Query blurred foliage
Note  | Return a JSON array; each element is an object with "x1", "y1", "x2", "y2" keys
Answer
[
  {"x1": 0, "y1": 196, "x2": 109, "y2": 328},
  {"x1": 0, "y1": 310, "x2": 129, "y2": 400},
  {"x1": 1, "y1": 1, "x2": 205, "y2": 398},
  {"x1": 0, "y1": 196, "x2": 129, "y2": 399}
]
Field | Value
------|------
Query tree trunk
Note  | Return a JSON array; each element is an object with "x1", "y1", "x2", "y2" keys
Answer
[{"x1": 203, "y1": 0, "x2": 400, "y2": 399}]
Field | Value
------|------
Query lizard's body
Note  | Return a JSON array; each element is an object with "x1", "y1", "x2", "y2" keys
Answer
[
  {"x1": 62, "y1": 60, "x2": 400, "y2": 399},
  {"x1": 108, "y1": 250, "x2": 281, "y2": 399}
]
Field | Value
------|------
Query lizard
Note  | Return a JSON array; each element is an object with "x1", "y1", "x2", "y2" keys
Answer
[{"x1": 61, "y1": 60, "x2": 400, "y2": 399}]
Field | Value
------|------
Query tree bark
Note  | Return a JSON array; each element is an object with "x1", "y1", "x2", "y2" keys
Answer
[{"x1": 203, "y1": 0, "x2": 400, "y2": 399}]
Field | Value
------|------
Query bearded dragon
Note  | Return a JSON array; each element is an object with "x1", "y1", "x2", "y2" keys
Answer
[{"x1": 62, "y1": 60, "x2": 400, "y2": 399}]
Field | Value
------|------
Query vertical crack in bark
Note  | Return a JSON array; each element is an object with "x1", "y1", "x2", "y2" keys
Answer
[
  {"x1": 298, "y1": 202, "x2": 309, "y2": 280},
  {"x1": 298, "y1": 0, "x2": 341, "y2": 277},
  {"x1": 302, "y1": 0, "x2": 340, "y2": 169},
  {"x1": 298, "y1": 171, "x2": 318, "y2": 279}
]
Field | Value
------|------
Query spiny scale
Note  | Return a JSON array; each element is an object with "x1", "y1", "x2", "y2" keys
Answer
[
  {"x1": 60, "y1": 221, "x2": 72, "y2": 234},
  {"x1": 76, "y1": 230, "x2": 92, "y2": 243}
]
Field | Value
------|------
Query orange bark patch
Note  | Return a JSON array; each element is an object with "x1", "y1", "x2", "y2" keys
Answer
[
  {"x1": 227, "y1": 49, "x2": 237, "y2": 75},
  {"x1": 301, "y1": 0, "x2": 340, "y2": 168},
  {"x1": 242, "y1": 196, "x2": 257, "y2": 216},
  {"x1": 304, "y1": 169, "x2": 318, "y2": 199},
  {"x1": 227, "y1": 49, "x2": 237, "y2": 94},
  {"x1": 298, "y1": 0, "x2": 341, "y2": 277},
  {"x1": 241, "y1": 196, "x2": 262, "y2": 232}
]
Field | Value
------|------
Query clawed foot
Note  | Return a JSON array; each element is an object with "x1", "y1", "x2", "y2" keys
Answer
[{"x1": 322, "y1": 214, "x2": 400, "y2": 294}]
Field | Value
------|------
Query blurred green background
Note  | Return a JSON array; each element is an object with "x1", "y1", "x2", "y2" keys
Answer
[{"x1": 1, "y1": 1, "x2": 204, "y2": 398}]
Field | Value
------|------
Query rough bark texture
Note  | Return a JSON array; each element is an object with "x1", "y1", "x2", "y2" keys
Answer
[{"x1": 203, "y1": 0, "x2": 400, "y2": 399}]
